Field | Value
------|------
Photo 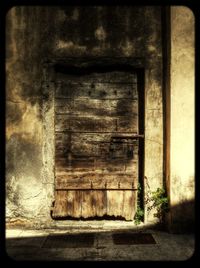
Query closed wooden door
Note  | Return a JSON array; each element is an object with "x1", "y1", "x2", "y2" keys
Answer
[{"x1": 52, "y1": 71, "x2": 139, "y2": 220}]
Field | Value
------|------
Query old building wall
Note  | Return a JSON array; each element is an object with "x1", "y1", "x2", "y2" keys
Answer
[
  {"x1": 6, "y1": 6, "x2": 163, "y2": 227},
  {"x1": 6, "y1": 7, "x2": 57, "y2": 227},
  {"x1": 170, "y1": 6, "x2": 195, "y2": 232}
]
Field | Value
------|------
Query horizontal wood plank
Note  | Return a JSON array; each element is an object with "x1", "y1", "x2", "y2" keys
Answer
[
  {"x1": 55, "y1": 82, "x2": 137, "y2": 99},
  {"x1": 55, "y1": 115, "x2": 138, "y2": 132},
  {"x1": 55, "y1": 99, "x2": 138, "y2": 117},
  {"x1": 55, "y1": 133, "x2": 139, "y2": 161},
  {"x1": 55, "y1": 132, "x2": 140, "y2": 144},
  {"x1": 56, "y1": 71, "x2": 137, "y2": 84},
  {"x1": 55, "y1": 156, "x2": 95, "y2": 171},
  {"x1": 55, "y1": 156, "x2": 138, "y2": 171},
  {"x1": 55, "y1": 173, "x2": 137, "y2": 190}
]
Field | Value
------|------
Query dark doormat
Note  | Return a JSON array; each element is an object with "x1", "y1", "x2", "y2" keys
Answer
[
  {"x1": 42, "y1": 233, "x2": 95, "y2": 248},
  {"x1": 112, "y1": 233, "x2": 156, "y2": 245}
]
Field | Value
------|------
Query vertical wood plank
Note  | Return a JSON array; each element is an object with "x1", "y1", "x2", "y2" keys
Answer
[
  {"x1": 81, "y1": 190, "x2": 94, "y2": 218},
  {"x1": 122, "y1": 190, "x2": 137, "y2": 220},
  {"x1": 52, "y1": 190, "x2": 68, "y2": 218},
  {"x1": 65, "y1": 190, "x2": 82, "y2": 218},
  {"x1": 95, "y1": 190, "x2": 107, "y2": 217},
  {"x1": 106, "y1": 190, "x2": 124, "y2": 218},
  {"x1": 73, "y1": 190, "x2": 82, "y2": 218},
  {"x1": 66, "y1": 190, "x2": 73, "y2": 217}
]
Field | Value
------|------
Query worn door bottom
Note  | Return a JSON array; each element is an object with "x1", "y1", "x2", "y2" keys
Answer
[{"x1": 52, "y1": 189, "x2": 137, "y2": 221}]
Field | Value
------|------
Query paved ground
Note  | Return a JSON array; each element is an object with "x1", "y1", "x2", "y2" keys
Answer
[{"x1": 5, "y1": 221, "x2": 195, "y2": 261}]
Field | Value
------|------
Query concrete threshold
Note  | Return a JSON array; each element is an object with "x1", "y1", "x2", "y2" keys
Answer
[{"x1": 5, "y1": 223, "x2": 195, "y2": 261}]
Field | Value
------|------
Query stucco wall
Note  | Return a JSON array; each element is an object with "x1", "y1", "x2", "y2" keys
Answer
[
  {"x1": 6, "y1": 6, "x2": 163, "y2": 227},
  {"x1": 170, "y1": 6, "x2": 195, "y2": 231}
]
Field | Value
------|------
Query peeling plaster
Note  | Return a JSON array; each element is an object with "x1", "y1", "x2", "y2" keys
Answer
[{"x1": 6, "y1": 101, "x2": 42, "y2": 143}]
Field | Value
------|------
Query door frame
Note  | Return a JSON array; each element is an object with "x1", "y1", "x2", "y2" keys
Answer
[{"x1": 42, "y1": 57, "x2": 145, "y2": 219}]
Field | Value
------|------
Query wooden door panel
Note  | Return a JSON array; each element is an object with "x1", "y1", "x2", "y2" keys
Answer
[{"x1": 52, "y1": 71, "x2": 139, "y2": 220}]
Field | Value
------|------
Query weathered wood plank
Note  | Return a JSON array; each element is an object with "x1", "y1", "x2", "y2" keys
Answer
[
  {"x1": 125, "y1": 160, "x2": 139, "y2": 172},
  {"x1": 52, "y1": 190, "x2": 137, "y2": 220},
  {"x1": 55, "y1": 173, "x2": 137, "y2": 190},
  {"x1": 55, "y1": 133, "x2": 139, "y2": 158},
  {"x1": 106, "y1": 190, "x2": 137, "y2": 220},
  {"x1": 70, "y1": 142, "x2": 107, "y2": 157},
  {"x1": 81, "y1": 190, "x2": 95, "y2": 218},
  {"x1": 55, "y1": 99, "x2": 138, "y2": 117},
  {"x1": 95, "y1": 159, "x2": 138, "y2": 172},
  {"x1": 55, "y1": 115, "x2": 138, "y2": 132},
  {"x1": 55, "y1": 132, "x2": 139, "y2": 144},
  {"x1": 94, "y1": 190, "x2": 107, "y2": 217},
  {"x1": 117, "y1": 117, "x2": 138, "y2": 132},
  {"x1": 52, "y1": 191, "x2": 68, "y2": 218},
  {"x1": 56, "y1": 71, "x2": 137, "y2": 84},
  {"x1": 55, "y1": 82, "x2": 137, "y2": 99},
  {"x1": 55, "y1": 116, "x2": 117, "y2": 132},
  {"x1": 122, "y1": 190, "x2": 137, "y2": 220},
  {"x1": 107, "y1": 190, "x2": 124, "y2": 218},
  {"x1": 55, "y1": 157, "x2": 95, "y2": 171},
  {"x1": 94, "y1": 159, "x2": 126, "y2": 172},
  {"x1": 55, "y1": 137, "x2": 138, "y2": 160},
  {"x1": 66, "y1": 190, "x2": 82, "y2": 218},
  {"x1": 55, "y1": 158, "x2": 138, "y2": 173}
]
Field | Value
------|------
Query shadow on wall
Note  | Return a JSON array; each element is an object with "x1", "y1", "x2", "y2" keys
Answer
[{"x1": 168, "y1": 199, "x2": 195, "y2": 234}]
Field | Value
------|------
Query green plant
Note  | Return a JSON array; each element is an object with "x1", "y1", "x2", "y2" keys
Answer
[
  {"x1": 147, "y1": 187, "x2": 169, "y2": 223},
  {"x1": 134, "y1": 180, "x2": 169, "y2": 225},
  {"x1": 134, "y1": 207, "x2": 144, "y2": 225},
  {"x1": 134, "y1": 182, "x2": 144, "y2": 225}
]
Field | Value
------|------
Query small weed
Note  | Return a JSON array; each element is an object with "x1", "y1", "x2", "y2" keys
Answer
[
  {"x1": 134, "y1": 207, "x2": 144, "y2": 225},
  {"x1": 147, "y1": 187, "x2": 169, "y2": 223},
  {"x1": 134, "y1": 181, "x2": 169, "y2": 225},
  {"x1": 134, "y1": 182, "x2": 144, "y2": 225}
]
